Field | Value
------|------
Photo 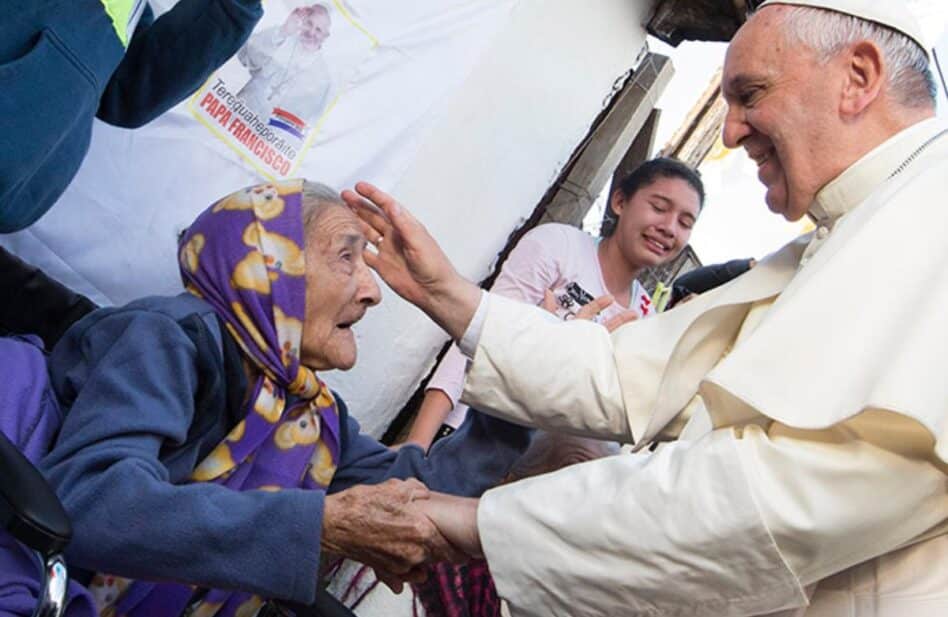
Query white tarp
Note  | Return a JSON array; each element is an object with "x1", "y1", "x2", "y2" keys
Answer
[{"x1": 2, "y1": 0, "x2": 655, "y2": 435}]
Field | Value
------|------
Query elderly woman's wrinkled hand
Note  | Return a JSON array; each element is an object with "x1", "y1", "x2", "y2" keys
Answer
[
  {"x1": 341, "y1": 182, "x2": 482, "y2": 340},
  {"x1": 320, "y1": 478, "x2": 466, "y2": 591}
]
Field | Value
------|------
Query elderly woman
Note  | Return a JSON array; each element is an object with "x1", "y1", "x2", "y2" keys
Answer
[{"x1": 37, "y1": 180, "x2": 529, "y2": 616}]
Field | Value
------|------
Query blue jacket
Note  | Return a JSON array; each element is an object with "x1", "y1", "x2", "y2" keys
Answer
[
  {"x1": 40, "y1": 294, "x2": 532, "y2": 604},
  {"x1": 0, "y1": 0, "x2": 262, "y2": 232}
]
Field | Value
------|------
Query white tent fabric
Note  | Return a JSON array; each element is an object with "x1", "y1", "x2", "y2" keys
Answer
[
  {"x1": 2, "y1": 0, "x2": 655, "y2": 435},
  {"x1": 4, "y1": 0, "x2": 517, "y2": 305}
]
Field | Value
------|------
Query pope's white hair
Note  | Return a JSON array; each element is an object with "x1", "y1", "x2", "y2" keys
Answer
[{"x1": 773, "y1": 6, "x2": 936, "y2": 109}]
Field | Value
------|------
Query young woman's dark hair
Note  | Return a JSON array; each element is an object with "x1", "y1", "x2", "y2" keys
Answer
[{"x1": 600, "y1": 157, "x2": 705, "y2": 237}]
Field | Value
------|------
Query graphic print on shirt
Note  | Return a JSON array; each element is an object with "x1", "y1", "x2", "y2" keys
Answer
[{"x1": 550, "y1": 279, "x2": 653, "y2": 320}]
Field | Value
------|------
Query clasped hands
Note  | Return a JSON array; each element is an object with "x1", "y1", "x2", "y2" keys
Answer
[{"x1": 321, "y1": 479, "x2": 481, "y2": 592}]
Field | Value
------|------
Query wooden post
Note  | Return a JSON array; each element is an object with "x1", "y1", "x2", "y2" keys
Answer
[
  {"x1": 539, "y1": 53, "x2": 675, "y2": 227},
  {"x1": 659, "y1": 69, "x2": 726, "y2": 166},
  {"x1": 596, "y1": 108, "x2": 662, "y2": 235}
]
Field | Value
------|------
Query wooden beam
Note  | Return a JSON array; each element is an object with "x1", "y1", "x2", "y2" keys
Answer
[
  {"x1": 596, "y1": 108, "x2": 662, "y2": 235},
  {"x1": 609, "y1": 108, "x2": 662, "y2": 192},
  {"x1": 648, "y1": 0, "x2": 743, "y2": 46},
  {"x1": 659, "y1": 69, "x2": 726, "y2": 167}
]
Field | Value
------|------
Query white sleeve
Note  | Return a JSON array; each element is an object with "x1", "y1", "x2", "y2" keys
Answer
[
  {"x1": 479, "y1": 428, "x2": 806, "y2": 617},
  {"x1": 479, "y1": 420, "x2": 947, "y2": 617},
  {"x1": 458, "y1": 290, "x2": 490, "y2": 358},
  {"x1": 734, "y1": 420, "x2": 947, "y2": 586},
  {"x1": 461, "y1": 293, "x2": 629, "y2": 440}
]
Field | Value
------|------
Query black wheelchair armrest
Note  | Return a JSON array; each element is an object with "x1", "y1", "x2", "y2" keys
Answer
[{"x1": 0, "y1": 431, "x2": 72, "y2": 556}]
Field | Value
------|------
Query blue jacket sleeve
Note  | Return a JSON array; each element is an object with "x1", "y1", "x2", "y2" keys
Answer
[
  {"x1": 329, "y1": 401, "x2": 533, "y2": 497},
  {"x1": 96, "y1": 0, "x2": 262, "y2": 128},
  {"x1": 41, "y1": 309, "x2": 323, "y2": 604}
]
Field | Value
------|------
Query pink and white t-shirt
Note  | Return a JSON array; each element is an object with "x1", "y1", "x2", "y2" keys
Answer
[{"x1": 428, "y1": 223, "x2": 651, "y2": 428}]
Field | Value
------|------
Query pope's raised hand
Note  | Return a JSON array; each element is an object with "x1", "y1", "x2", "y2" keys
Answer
[{"x1": 342, "y1": 182, "x2": 482, "y2": 340}]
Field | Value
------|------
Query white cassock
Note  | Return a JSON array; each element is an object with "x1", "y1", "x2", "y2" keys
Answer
[{"x1": 458, "y1": 117, "x2": 948, "y2": 617}]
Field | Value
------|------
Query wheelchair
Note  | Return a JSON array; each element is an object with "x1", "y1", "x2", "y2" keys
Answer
[
  {"x1": 1, "y1": 432, "x2": 360, "y2": 617},
  {"x1": 1, "y1": 431, "x2": 360, "y2": 617},
  {"x1": 0, "y1": 430, "x2": 71, "y2": 617}
]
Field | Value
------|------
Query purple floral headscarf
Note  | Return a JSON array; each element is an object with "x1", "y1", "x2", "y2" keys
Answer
[{"x1": 90, "y1": 180, "x2": 341, "y2": 617}]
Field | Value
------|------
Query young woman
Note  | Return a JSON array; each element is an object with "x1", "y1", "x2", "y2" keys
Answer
[{"x1": 405, "y1": 157, "x2": 704, "y2": 450}]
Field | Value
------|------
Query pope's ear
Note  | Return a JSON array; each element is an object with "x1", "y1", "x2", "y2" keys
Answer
[{"x1": 840, "y1": 40, "x2": 884, "y2": 117}]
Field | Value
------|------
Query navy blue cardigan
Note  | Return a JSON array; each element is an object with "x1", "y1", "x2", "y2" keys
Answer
[{"x1": 40, "y1": 294, "x2": 531, "y2": 604}]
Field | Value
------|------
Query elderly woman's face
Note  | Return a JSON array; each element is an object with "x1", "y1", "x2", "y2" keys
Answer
[{"x1": 300, "y1": 205, "x2": 381, "y2": 370}]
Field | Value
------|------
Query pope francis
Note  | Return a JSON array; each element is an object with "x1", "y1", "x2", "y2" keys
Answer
[{"x1": 342, "y1": 1, "x2": 948, "y2": 615}]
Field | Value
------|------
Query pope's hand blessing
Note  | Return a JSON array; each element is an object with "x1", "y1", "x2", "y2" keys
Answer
[{"x1": 341, "y1": 182, "x2": 482, "y2": 340}]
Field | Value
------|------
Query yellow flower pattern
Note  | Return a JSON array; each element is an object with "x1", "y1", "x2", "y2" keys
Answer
[
  {"x1": 191, "y1": 443, "x2": 235, "y2": 482},
  {"x1": 235, "y1": 596, "x2": 264, "y2": 617},
  {"x1": 227, "y1": 419, "x2": 247, "y2": 442},
  {"x1": 242, "y1": 222, "x2": 305, "y2": 276},
  {"x1": 316, "y1": 389, "x2": 335, "y2": 409},
  {"x1": 231, "y1": 222, "x2": 305, "y2": 293},
  {"x1": 191, "y1": 601, "x2": 225, "y2": 617},
  {"x1": 309, "y1": 441, "x2": 336, "y2": 487},
  {"x1": 274, "y1": 408, "x2": 321, "y2": 450},
  {"x1": 180, "y1": 233, "x2": 205, "y2": 273},
  {"x1": 229, "y1": 303, "x2": 269, "y2": 353},
  {"x1": 274, "y1": 306, "x2": 302, "y2": 367},
  {"x1": 288, "y1": 366, "x2": 320, "y2": 398},
  {"x1": 253, "y1": 380, "x2": 284, "y2": 423},
  {"x1": 231, "y1": 251, "x2": 275, "y2": 294},
  {"x1": 212, "y1": 183, "x2": 286, "y2": 220}
]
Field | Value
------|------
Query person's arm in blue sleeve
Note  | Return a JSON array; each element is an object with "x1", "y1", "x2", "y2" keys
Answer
[
  {"x1": 41, "y1": 309, "x2": 323, "y2": 604},
  {"x1": 96, "y1": 0, "x2": 263, "y2": 128},
  {"x1": 329, "y1": 403, "x2": 533, "y2": 497}
]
